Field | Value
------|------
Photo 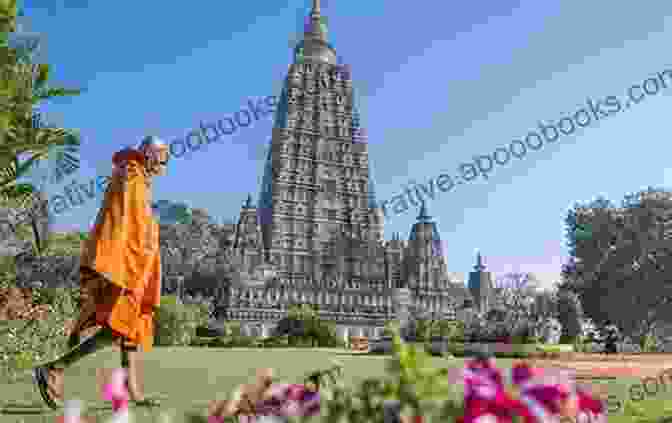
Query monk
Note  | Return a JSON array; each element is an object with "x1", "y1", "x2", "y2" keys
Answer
[{"x1": 33, "y1": 135, "x2": 169, "y2": 410}]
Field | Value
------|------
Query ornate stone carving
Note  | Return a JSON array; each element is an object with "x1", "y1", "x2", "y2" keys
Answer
[{"x1": 219, "y1": 5, "x2": 463, "y2": 331}]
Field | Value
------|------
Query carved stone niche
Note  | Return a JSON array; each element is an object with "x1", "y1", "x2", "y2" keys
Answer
[
  {"x1": 305, "y1": 80, "x2": 317, "y2": 95},
  {"x1": 289, "y1": 69, "x2": 302, "y2": 85},
  {"x1": 318, "y1": 73, "x2": 331, "y2": 90}
]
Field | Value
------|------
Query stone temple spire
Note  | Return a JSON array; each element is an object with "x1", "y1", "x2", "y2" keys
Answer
[
  {"x1": 417, "y1": 201, "x2": 431, "y2": 222},
  {"x1": 469, "y1": 251, "x2": 492, "y2": 313},
  {"x1": 307, "y1": 0, "x2": 326, "y2": 42},
  {"x1": 295, "y1": 0, "x2": 336, "y2": 64},
  {"x1": 474, "y1": 251, "x2": 486, "y2": 271}
]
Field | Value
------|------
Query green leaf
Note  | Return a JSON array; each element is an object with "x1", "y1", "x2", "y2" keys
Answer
[
  {"x1": 36, "y1": 87, "x2": 82, "y2": 100},
  {"x1": 34, "y1": 63, "x2": 49, "y2": 90}
]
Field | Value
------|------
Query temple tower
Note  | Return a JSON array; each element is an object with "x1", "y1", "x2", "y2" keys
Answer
[
  {"x1": 468, "y1": 252, "x2": 493, "y2": 313},
  {"x1": 404, "y1": 202, "x2": 449, "y2": 314},
  {"x1": 258, "y1": 0, "x2": 378, "y2": 284}
]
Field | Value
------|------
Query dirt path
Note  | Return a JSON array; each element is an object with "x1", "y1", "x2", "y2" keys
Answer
[{"x1": 528, "y1": 355, "x2": 672, "y2": 378}]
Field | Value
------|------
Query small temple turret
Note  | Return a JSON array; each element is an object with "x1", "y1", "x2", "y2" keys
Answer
[{"x1": 468, "y1": 251, "x2": 493, "y2": 313}]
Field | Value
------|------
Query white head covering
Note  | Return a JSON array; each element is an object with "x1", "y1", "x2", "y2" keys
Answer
[
  {"x1": 137, "y1": 135, "x2": 169, "y2": 175},
  {"x1": 138, "y1": 135, "x2": 168, "y2": 160}
]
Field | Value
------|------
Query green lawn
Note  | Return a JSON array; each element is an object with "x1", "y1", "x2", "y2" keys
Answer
[{"x1": 1, "y1": 347, "x2": 672, "y2": 422}]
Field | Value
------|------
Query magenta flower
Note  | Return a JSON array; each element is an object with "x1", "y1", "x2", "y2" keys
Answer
[
  {"x1": 448, "y1": 359, "x2": 608, "y2": 423},
  {"x1": 101, "y1": 368, "x2": 129, "y2": 413}
]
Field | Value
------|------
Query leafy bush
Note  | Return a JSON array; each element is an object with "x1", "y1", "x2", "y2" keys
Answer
[
  {"x1": 446, "y1": 343, "x2": 466, "y2": 356},
  {"x1": 229, "y1": 335, "x2": 257, "y2": 347},
  {"x1": 308, "y1": 332, "x2": 464, "y2": 423},
  {"x1": 189, "y1": 336, "x2": 219, "y2": 347},
  {"x1": 0, "y1": 285, "x2": 78, "y2": 382},
  {"x1": 463, "y1": 311, "x2": 520, "y2": 342},
  {"x1": 510, "y1": 320, "x2": 539, "y2": 344},
  {"x1": 207, "y1": 336, "x2": 233, "y2": 348},
  {"x1": 154, "y1": 295, "x2": 209, "y2": 346},
  {"x1": 431, "y1": 320, "x2": 464, "y2": 342},
  {"x1": 639, "y1": 331, "x2": 662, "y2": 352}
]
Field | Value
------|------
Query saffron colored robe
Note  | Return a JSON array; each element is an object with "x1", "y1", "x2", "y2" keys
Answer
[{"x1": 79, "y1": 149, "x2": 161, "y2": 351}]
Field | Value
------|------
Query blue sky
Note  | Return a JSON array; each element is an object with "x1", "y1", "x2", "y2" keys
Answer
[{"x1": 16, "y1": 0, "x2": 672, "y2": 290}]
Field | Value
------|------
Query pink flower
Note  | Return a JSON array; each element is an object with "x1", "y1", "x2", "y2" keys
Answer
[
  {"x1": 510, "y1": 362, "x2": 606, "y2": 423},
  {"x1": 458, "y1": 358, "x2": 526, "y2": 423},
  {"x1": 101, "y1": 368, "x2": 129, "y2": 413},
  {"x1": 452, "y1": 359, "x2": 606, "y2": 423}
]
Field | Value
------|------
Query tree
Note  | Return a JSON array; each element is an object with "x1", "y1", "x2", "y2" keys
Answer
[
  {"x1": 531, "y1": 289, "x2": 557, "y2": 319},
  {"x1": 556, "y1": 289, "x2": 583, "y2": 343},
  {"x1": 492, "y1": 272, "x2": 539, "y2": 320},
  {"x1": 277, "y1": 304, "x2": 341, "y2": 347},
  {"x1": 562, "y1": 188, "x2": 672, "y2": 340},
  {"x1": 274, "y1": 306, "x2": 313, "y2": 346},
  {"x1": 1, "y1": 1, "x2": 81, "y2": 255}
]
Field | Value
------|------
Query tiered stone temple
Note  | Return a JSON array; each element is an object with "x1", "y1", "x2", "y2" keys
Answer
[{"x1": 220, "y1": 0, "x2": 474, "y2": 341}]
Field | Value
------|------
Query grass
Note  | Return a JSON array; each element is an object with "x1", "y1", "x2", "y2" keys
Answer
[{"x1": 1, "y1": 347, "x2": 672, "y2": 422}]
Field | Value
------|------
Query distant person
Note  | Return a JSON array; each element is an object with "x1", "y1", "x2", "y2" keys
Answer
[
  {"x1": 32, "y1": 136, "x2": 169, "y2": 409},
  {"x1": 602, "y1": 320, "x2": 619, "y2": 354}
]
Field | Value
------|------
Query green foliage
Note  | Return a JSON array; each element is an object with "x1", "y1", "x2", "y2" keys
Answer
[
  {"x1": 557, "y1": 290, "x2": 583, "y2": 343},
  {"x1": 282, "y1": 304, "x2": 342, "y2": 347},
  {"x1": 154, "y1": 295, "x2": 209, "y2": 346},
  {"x1": 303, "y1": 329, "x2": 464, "y2": 423},
  {"x1": 437, "y1": 320, "x2": 464, "y2": 341},
  {"x1": 382, "y1": 321, "x2": 397, "y2": 337},
  {"x1": 0, "y1": 3, "x2": 82, "y2": 226},
  {"x1": 0, "y1": 286, "x2": 78, "y2": 382},
  {"x1": 0, "y1": 254, "x2": 16, "y2": 283},
  {"x1": 563, "y1": 189, "x2": 672, "y2": 340},
  {"x1": 413, "y1": 319, "x2": 434, "y2": 342},
  {"x1": 42, "y1": 231, "x2": 84, "y2": 256},
  {"x1": 640, "y1": 331, "x2": 661, "y2": 352},
  {"x1": 152, "y1": 200, "x2": 193, "y2": 225},
  {"x1": 287, "y1": 303, "x2": 318, "y2": 320}
]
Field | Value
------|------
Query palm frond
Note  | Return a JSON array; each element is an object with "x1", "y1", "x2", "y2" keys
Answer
[
  {"x1": 0, "y1": 126, "x2": 80, "y2": 183},
  {"x1": 0, "y1": 183, "x2": 38, "y2": 214},
  {"x1": 35, "y1": 87, "x2": 83, "y2": 99},
  {"x1": 0, "y1": 184, "x2": 50, "y2": 255}
]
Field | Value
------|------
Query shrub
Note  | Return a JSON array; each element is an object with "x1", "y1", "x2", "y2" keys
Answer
[
  {"x1": 557, "y1": 291, "x2": 583, "y2": 343},
  {"x1": 310, "y1": 331, "x2": 464, "y2": 422},
  {"x1": 436, "y1": 320, "x2": 464, "y2": 342},
  {"x1": 640, "y1": 332, "x2": 662, "y2": 353},
  {"x1": 511, "y1": 320, "x2": 538, "y2": 344},
  {"x1": 533, "y1": 317, "x2": 562, "y2": 344},
  {"x1": 229, "y1": 335, "x2": 256, "y2": 348},
  {"x1": 0, "y1": 286, "x2": 78, "y2": 382},
  {"x1": 154, "y1": 295, "x2": 209, "y2": 346}
]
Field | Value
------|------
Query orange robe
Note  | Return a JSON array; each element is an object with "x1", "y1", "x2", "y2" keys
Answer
[{"x1": 79, "y1": 149, "x2": 161, "y2": 351}]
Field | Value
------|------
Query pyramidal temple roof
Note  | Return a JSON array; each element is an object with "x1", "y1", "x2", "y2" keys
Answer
[{"x1": 409, "y1": 202, "x2": 443, "y2": 256}]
